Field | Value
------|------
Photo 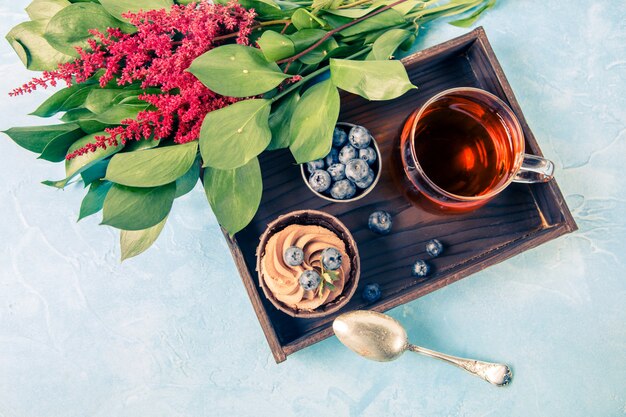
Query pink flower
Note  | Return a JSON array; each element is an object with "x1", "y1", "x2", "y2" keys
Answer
[{"x1": 10, "y1": 2, "x2": 258, "y2": 159}]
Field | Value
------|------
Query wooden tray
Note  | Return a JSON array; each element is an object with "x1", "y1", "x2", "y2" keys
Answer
[{"x1": 224, "y1": 27, "x2": 577, "y2": 363}]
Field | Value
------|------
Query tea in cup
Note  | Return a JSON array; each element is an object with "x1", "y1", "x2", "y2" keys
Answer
[{"x1": 396, "y1": 87, "x2": 553, "y2": 213}]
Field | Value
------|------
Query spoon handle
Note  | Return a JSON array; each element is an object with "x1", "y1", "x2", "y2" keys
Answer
[{"x1": 407, "y1": 344, "x2": 512, "y2": 386}]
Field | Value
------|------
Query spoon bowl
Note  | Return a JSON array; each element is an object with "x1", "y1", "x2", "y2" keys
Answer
[
  {"x1": 333, "y1": 310, "x2": 408, "y2": 362},
  {"x1": 333, "y1": 310, "x2": 513, "y2": 387}
]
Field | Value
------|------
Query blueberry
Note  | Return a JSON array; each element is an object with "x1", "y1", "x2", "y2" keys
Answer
[
  {"x1": 330, "y1": 179, "x2": 356, "y2": 200},
  {"x1": 354, "y1": 168, "x2": 375, "y2": 189},
  {"x1": 345, "y1": 158, "x2": 370, "y2": 182},
  {"x1": 348, "y1": 125, "x2": 372, "y2": 149},
  {"x1": 327, "y1": 163, "x2": 346, "y2": 181},
  {"x1": 325, "y1": 148, "x2": 339, "y2": 166},
  {"x1": 411, "y1": 260, "x2": 431, "y2": 278},
  {"x1": 362, "y1": 283, "x2": 381, "y2": 303},
  {"x1": 299, "y1": 270, "x2": 321, "y2": 291},
  {"x1": 308, "y1": 170, "x2": 332, "y2": 193},
  {"x1": 321, "y1": 247, "x2": 342, "y2": 271},
  {"x1": 425, "y1": 239, "x2": 443, "y2": 257},
  {"x1": 338, "y1": 145, "x2": 357, "y2": 164},
  {"x1": 306, "y1": 159, "x2": 325, "y2": 173},
  {"x1": 368, "y1": 210, "x2": 392, "y2": 235},
  {"x1": 332, "y1": 126, "x2": 348, "y2": 147},
  {"x1": 283, "y1": 246, "x2": 304, "y2": 266},
  {"x1": 359, "y1": 147, "x2": 377, "y2": 165}
]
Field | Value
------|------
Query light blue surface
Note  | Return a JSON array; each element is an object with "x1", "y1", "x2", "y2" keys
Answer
[{"x1": 1, "y1": 1, "x2": 625, "y2": 416}]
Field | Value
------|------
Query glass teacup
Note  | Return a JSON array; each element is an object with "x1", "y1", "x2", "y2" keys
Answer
[{"x1": 395, "y1": 87, "x2": 554, "y2": 213}]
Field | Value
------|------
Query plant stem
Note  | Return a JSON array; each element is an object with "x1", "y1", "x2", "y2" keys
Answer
[
  {"x1": 260, "y1": 19, "x2": 293, "y2": 26},
  {"x1": 276, "y1": 0, "x2": 409, "y2": 65},
  {"x1": 271, "y1": 46, "x2": 372, "y2": 103},
  {"x1": 280, "y1": 21, "x2": 292, "y2": 34}
]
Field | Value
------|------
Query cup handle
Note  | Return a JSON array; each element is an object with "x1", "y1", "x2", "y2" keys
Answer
[{"x1": 513, "y1": 154, "x2": 554, "y2": 183}]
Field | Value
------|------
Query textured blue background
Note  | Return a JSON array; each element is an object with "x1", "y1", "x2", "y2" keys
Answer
[{"x1": 1, "y1": 1, "x2": 625, "y2": 416}]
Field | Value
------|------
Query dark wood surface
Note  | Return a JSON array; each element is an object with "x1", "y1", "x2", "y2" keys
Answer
[{"x1": 224, "y1": 27, "x2": 577, "y2": 363}]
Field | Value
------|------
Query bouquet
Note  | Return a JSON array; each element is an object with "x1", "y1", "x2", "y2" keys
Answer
[{"x1": 4, "y1": 0, "x2": 494, "y2": 260}]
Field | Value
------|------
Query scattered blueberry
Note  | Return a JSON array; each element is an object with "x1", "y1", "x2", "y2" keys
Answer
[
  {"x1": 425, "y1": 239, "x2": 444, "y2": 257},
  {"x1": 354, "y1": 168, "x2": 375, "y2": 189},
  {"x1": 338, "y1": 144, "x2": 358, "y2": 164},
  {"x1": 327, "y1": 163, "x2": 346, "y2": 181},
  {"x1": 348, "y1": 125, "x2": 372, "y2": 149},
  {"x1": 309, "y1": 169, "x2": 332, "y2": 193},
  {"x1": 321, "y1": 247, "x2": 342, "y2": 271},
  {"x1": 283, "y1": 246, "x2": 304, "y2": 266},
  {"x1": 325, "y1": 147, "x2": 339, "y2": 166},
  {"x1": 368, "y1": 210, "x2": 392, "y2": 235},
  {"x1": 361, "y1": 283, "x2": 382, "y2": 303},
  {"x1": 330, "y1": 179, "x2": 357, "y2": 200},
  {"x1": 345, "y1": 158, "x2": 370, "y2": 182},
  {"x1": 332, "y1": 127, "x2": 348, "y2": 147},
  {"x1": 306, "y1": 159, "x2": 325, "y2": 173},
  {"x1": 411, "y1": 260, "x2": 431, "y2": 278},
  {"x1": 299, "y1": 270, "x2": 321, "y2": 291},
  {"x1": 359, "y1": 147, "x2": 377, "y2": 165}
]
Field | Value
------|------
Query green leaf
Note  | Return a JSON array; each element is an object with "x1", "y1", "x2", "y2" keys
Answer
[
  {"x1": 299, "y1": 36, "x2": 338, "y2": 65},
  {"x1": 188, "y1": 45, "x2": 290, "y2": 98},
  {"x1": 268, "y1": 92, "x2": 300, "y2": 151},
  {"x1": 288, "y1": 29, "x2": 327, "y2": 52},
  {"x1": 369, "y1": 28, "x2": 411, "y2": 60},
  {"x1": 6, "y1": 21, "x2": 74, "y2": 70},
  {"x1": 330, "y1": 58, "x2": 416, "y2": 100},
  {"x1": 84, "y1": 88, "x2": 141, "y2": 114},
  {"x1": 81, "y1": 159, "x2": 109, "y2": 186},
  {"x1": 2, "y1": 123, "x2": 81, "y2": 154},
  {"x1": 120, "y1": 216, "x2": 167, "y2": 261},
  {"x1": 63, "y1": 103, "x2": 150, "y2": 133},
  {"x1": 449, "y1": 0, "x2": 496, "y2": 27},
  {"x1": 96, "y1": 103, "x2": 150, "y2": 124},
  {"x1": 44, "y1": 3, "x2": 135, "y2": 57},
  {"x1": 371, "y1": 0, "x2": 422, "y2": 15},
  {"x1": 175, "y1": 157, "x2": 200, "y2": 198},
  {"x1": 312, "y1": 0, "x2": 342, "y2": 10},
  {"x1": 99, "y1": 0, "x2": 173, "y2": 21},
  {"x1": 62, "y1": 109, "x2": 108, "y2": 133},
  {"x1": 289, "y1": 79, "x2": 339, "y2": 163},
  {"x1": 42, "y1": 131, "x2": 124, "y2": 188},
  {"x1": 78, "y1": 179, "x2": 113, "y2": 220},
  {"x1": 215, "y1": 0, "x2": 286, "y2": 20},
  {"x1": 38, "y1": 127, "x2": 85, "y2": 162},
  {"x1": 199, "y1": 99, "x2": 271, "y2": 170},
  {"x1": 258, "y1": 31, "x2": 295, "y2": 62},
  {"x1": 338, "y1": 9, "x2": 405, "y2": 37},
  {"x1": 123, "y1": 138, "x2": 161, "y2": 152},
  {"x1": 102, "y1": 182, "x2": 175, "y2": 230},
  {"x1": 26, "y1": 0, "x2": 71, "y2": 21},
  {"x1": 321, "y1": 13, "x2": 352, "y2": 28},
  {"x1": 31, "y1": 82, "x2": 96, "y2": 117},
  {"x1": 291, "y1": 8, "x2": 325, "y2": 30},
  {"x1": 203, "y1": 157, "x2": 262, "y2": 236},
  {"x1": 324, "y1": 7, "x2": 372, "y2": 18},
  {"x1": 105, "y1": 141, "x2": 198, "y2": 187}
]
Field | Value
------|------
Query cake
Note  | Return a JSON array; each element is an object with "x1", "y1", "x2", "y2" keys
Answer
[{"x1": 256, "y1": 210, "x2": 360, "y2": 318}]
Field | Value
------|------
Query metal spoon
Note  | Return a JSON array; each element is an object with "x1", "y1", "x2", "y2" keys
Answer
[{"x1": 333, "y1": 310, "x2": 512, "y2": 386}]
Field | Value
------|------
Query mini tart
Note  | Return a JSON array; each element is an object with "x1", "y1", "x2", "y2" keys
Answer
[
  {"x1": 261, "y1": 224, "x2": 350, "y2": 310},
  {"x1": 256, "y1": 210, "x2": 360, "y2": 318}
]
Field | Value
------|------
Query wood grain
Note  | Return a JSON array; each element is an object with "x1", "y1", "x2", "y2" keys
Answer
[{"x1": 225, "y1": 27, "x2": 577, "y2": 363}]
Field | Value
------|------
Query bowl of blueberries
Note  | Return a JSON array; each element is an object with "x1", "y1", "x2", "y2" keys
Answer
[{"x1": 301, "y1": 122, "x2": 381, "y2": 202}]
